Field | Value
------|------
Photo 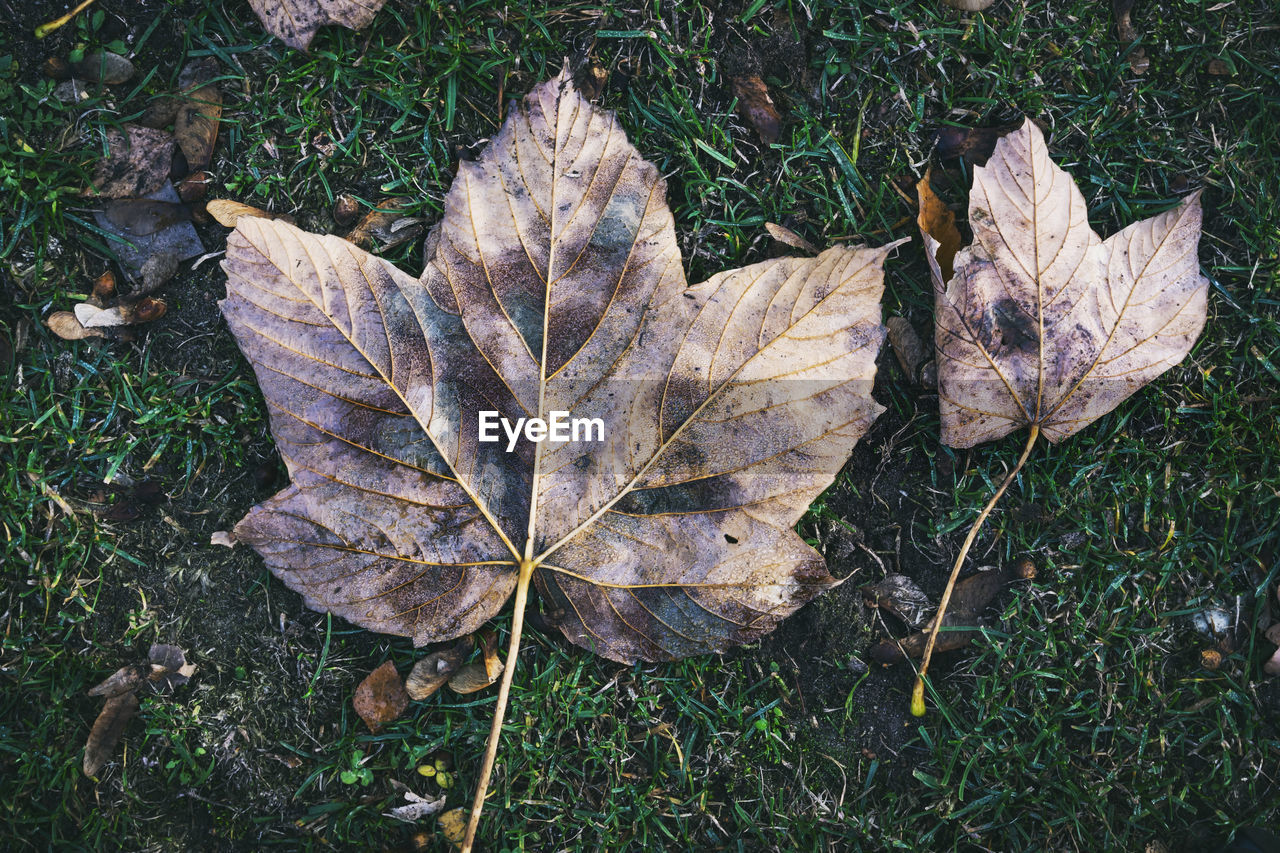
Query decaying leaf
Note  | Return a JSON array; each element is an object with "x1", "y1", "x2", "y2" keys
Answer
[
  {"x1": 219, "y1": 69, "x2": 898, "y2": 845},
  {"x1": 406, "y1": 640, "x2": 470, "y2": 701},
  {"x1": 174, "y1": 59, "x2": 222, "y2": 172},
  {"x1": 88, "y1": 125, "x2": 175, "y2": 199},
  {"x1": 1113, "y1": 0, "x2": 1137, "y2": 42},
  {"x1": 353, "y1": 661, "x2": 409, "y2": 732},
  {"x1": 386, "y1": 790, "x2": 447, "y2": 823},
  {"x1": 916, "y1": 167, "x2": 962, "y2": 284},
  {"x1": 344, "y1": 197, "x2": 421, "y2": 250},
  {"x1": 94, "y1": 182, "x2": 204, "y2": 274},
  {"x1": 941, "y1": 0, "x2": 996, "y2": 10},
  {"x1": 911, "y1": 118, "x2": 1208, "y2": 715},
  {"x1": 731, "y1": 75, "x2": 782, "y2": 144},
  {"x1": 872, "y1": 565, "x2": 1013, "y2": 662},
  {"x1": 83, "y1": 692, "x2": 139, "y2": 776},
  {"x1": 246, "y1": 0, "x2": 389, "y2": 50},
  {"x1": 861, "y1": 573, "x2": 932, "y2": 629},
  {"x1": 82, "y1": 643, "x2": 193, "y2": 777},
  {"x1": 921, "y1": 119, "x2": 1208, "y2": 449}
]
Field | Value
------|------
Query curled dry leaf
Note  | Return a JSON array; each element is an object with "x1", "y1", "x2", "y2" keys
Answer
[
  {"x1": 920, "y1": 119, "x2": 1209, "y2": 449},
  {"x1": 207, "y1": 199, "x2": 278, "y2": 227},
  {"x1": 88, "y1": 125, "x2": 174, "y2": 199},
  {"x1": 247, "y1": 0, "x2": 389, "y2": 50},
  {"x1": 731, "y1": 75, "x2": 782, "y2": 144},
  {"x1": 147, "y1": 643, "x2": 196, "y2": 692},
  {"x1": 83, "y1": 692, "x2": 139, "y2": 776},
  {"x1": 1113, "y1": 0, "x2": 1137, "y2": 42},
  {"x1": 765, "y1": 222, "x2": 819, "y2": 255},
  {"x1": 447, "y1": 661, "x2": 500, "y2": 695},
  {"x1": 353, "y1": 660, "x2": 409, "y2": 732},
  {"x1": 406, "y1": 640, "x2": 470, "y2": 701},
  {"x1": 885, "y1": 317, "x2": 928, "y2": 383},
  {"x1": 88, "y1": 665, "x2": 146, "y2": 698},
  {"x1": 386, "y1": 791, "x2": 447, "y2": 823},
  {"x1": 47, "y1": 311, "x2": 105, "y2": 340},
  {"x1": 219, "y1": 69, "x2": 897, "y2": 846}
]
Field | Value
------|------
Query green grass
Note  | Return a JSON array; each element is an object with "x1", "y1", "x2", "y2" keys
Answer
[{"x1": 2, "y1": 0, "x2": 1278, "y2": 850}]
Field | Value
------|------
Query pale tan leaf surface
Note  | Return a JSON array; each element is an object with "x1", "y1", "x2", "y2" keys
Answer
[
  {"x1": 220, "y1": 70, "x2": 894, "y2": 663},
  {"x1": 921, "y1": 119, "x2": 1208, "y2": 448},
  {"x1": 247, "y1": 0, "x2": 387, "y2": 50}
]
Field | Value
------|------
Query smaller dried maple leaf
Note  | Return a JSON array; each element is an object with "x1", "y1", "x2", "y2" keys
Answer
[{"x1": 919, "y1": 119, "x2": 1208, "y2": 448}]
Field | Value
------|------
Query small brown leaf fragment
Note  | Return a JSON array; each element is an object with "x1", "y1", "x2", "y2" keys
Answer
[
  {"x1": 207, "y1": 199, "x2": 277, "y2": 227},
  {"x1": 576, "y1": 58, "x2": 610, "y2": 101},
  {"x1": 174, "y1": 61, "x2": 222, "y2": 171},
  {"x1": 478, "y1": 628, "x2": 502, "y2": 681},
  {"x1": 91, "y1": 270, "x2": 117, "y2": 304},
  {"x1": 933, "y1": 123, "x2": 1020, "y2": 167},
  {"x1": 176, "y1": 171, "x2": 210, "y2": 203},
  {"x1": 353, "y1": 661, "x2": 409, "y2": 732},
  {"x1": 345, "y1": 198, "x2": 420, "y2": 250},
  {"x1": 917, "y1": 168, "x2": 962, "y2": 284},
  {"x1": 1200, "y1": 648, "x2": 1223, "y2": 670},
  {"x1": 1207, "y1": 58, "x2": 1231, "y2": 76},
  {"x1": 88, "y1": 125, "x2": 175, "y2": 199},
  {"x1": 731, "y1": 75, "x2": 781, "y2": 144},
  {"x1": 1129, "y1": 48, "x2": 1150, "y2": 75},
  {"x1": 88, "y1": 665, "x2": 146, "y2": 698},
  {"x1": 447, "y1": 661, "x2": 500, "y2": 695},
  {"x1": 247, "y1": 0, "x2": 389, "y2": 50},
  {"x1": 406, "y1": 641, "x2": 470, "y2": 701},
  {"x1": 75, "y1": 297, "x2": 166, "y2": 328},
  {"x1": 147, "y1": 643, "x2": 195, "y2": 692},
  {"x1": 764, "y1": 222, "x2": 819, "y2": 255},
  {"x1": 46, "y1": 311, "x2": 105, "y2": 340},
  {"x1": 886, "y1": 317, "x2": 928, "y2": 382},
  {"x1": 73, "y1": 51, "x2": 136, "y2": 85},
  {"x1": 1011, "y1": 556, "x2": 1037, "y2": 580},
  {"x1": 83, "y1": 691, "x2": 139, "y2": 777}
]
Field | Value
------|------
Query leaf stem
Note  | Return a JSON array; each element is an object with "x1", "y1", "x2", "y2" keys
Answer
[
  {"x1": 461, "y1": 559, "x2": 535, "y2": 852},
  {"x1": 912, "y1": 424, "x2": 1040, "y2": 716}
]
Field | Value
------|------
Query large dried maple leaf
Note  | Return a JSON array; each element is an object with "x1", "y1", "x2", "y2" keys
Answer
[
  {"x1": 219, "y1": 70, "x2": 897, "y2": 668},
  {"x1": 921, "y1": 119, "x2": 1208, "y2": 448}
]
